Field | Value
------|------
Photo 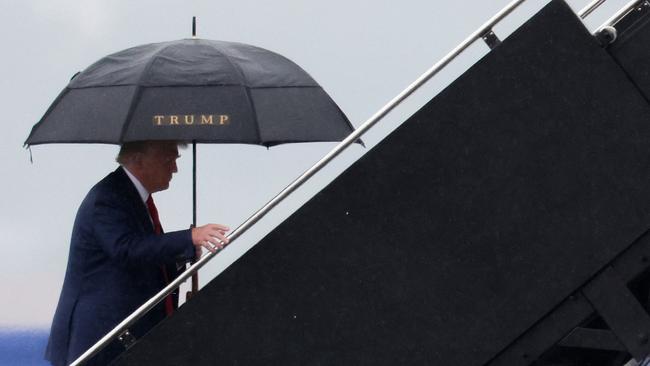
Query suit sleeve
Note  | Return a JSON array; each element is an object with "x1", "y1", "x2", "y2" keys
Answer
[{"x1": 92, "y1": 190, "x2": 195, "y2": 266}]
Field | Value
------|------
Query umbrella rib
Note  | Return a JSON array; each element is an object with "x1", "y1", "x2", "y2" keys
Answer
[
  {"x1": 207, "y1": 44, "x2": 264, "y2": 144},
  {"x1": 25, "y1": 87, "x2": 72, "y2": 146},
  {"x1": 242, "y1": 87, "x2": 263, "y2": 144},
  {"x1": 117, "y1": 43, "x2": 171, "y2": 142}
]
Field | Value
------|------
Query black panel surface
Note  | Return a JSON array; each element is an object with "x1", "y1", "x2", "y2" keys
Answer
[
  {"x1": 608, "y1": 6, "x2": 650, "y2": 103},
  {"x1": 115, "y1": 1, "x2": 650, "y2": 365}
]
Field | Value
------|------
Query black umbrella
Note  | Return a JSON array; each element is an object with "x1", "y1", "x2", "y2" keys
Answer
[
  {"x1": 25, "y1": 25, "x2": 356, "y2": 297},
  {"x1": 25, "y1": 40, "x2": 353, "y2": 146}
]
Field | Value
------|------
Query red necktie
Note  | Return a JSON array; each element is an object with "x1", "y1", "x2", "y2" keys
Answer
[{"x1": 146, "y1": 195, "x2": 175, "y2": 317}]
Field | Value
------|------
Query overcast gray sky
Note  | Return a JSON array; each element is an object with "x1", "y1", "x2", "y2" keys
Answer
[{"x1": 0, "y1": 0, "x2": 626, "y2": 328}]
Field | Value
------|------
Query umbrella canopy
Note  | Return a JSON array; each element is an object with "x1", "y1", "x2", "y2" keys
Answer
[{"x1": 25, "y1": 38, "x2": 354, "y2": 146}]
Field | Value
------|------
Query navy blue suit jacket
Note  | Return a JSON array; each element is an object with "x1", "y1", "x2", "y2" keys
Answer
[{"x1": 45, "y1": 167, "x2": 195, "y2": 366}]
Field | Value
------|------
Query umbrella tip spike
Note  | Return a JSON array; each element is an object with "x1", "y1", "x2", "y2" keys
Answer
[{"x1": 192, "y1": 16, "x2": 197, "y2": 39}]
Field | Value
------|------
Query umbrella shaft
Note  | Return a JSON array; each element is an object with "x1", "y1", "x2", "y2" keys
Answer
[{"x1": 193, "y1": 140, "x2": 197, "y2": 227}]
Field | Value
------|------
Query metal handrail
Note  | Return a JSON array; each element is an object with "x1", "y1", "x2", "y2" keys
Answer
[
  {"x1": 579, "y1": 0, "x2": 608, "y2": 19},
  {"x1": 71, "y1": 0, "x2": 626, "y2": 363},
  {"x1": 597, "y1": 0, "x2": 644, "y2": 30}
]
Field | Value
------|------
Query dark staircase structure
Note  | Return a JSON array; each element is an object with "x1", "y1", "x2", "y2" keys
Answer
[{"x1": 110, "y1": 1, "x2": 650, "y2": 365}]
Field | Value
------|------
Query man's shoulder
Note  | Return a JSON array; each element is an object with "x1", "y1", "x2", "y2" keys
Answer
[
  {"x1": 95, "y1": 167, "x2": 127, "y2": 188},
  {"x1": 85, "y1": 167, "x2": 132, "y2": 201},
  {"x1": 75, "y1": 167, "x2": 148, "y2": 230}
]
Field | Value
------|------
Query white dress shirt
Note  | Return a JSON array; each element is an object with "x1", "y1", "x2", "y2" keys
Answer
[{"x1": 123, "y1": 166, "x2": 150, "y2": 204}]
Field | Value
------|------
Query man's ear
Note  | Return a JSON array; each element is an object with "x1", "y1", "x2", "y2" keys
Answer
[
  {"x1": 124, "y1": 153, "x2": 143, "y2": 172},
  {"x1": 132, "y1": 152, "x2": 144, "y2": 167}
]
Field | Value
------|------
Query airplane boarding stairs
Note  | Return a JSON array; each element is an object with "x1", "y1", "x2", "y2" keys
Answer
[{"x1": 104, "y1": 1, "x2": 650, "y2": 364}]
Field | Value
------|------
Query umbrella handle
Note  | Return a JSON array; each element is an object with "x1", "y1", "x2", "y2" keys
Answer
[
  {"x1": 186, "y1": 223, "x2": 199, "y2": 301},
  {"x1": 186, "y1": 266, "x2": 199, "y2": 301}
]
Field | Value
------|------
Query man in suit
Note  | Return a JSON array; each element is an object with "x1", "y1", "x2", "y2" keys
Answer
[{"x1": 45, "y1": 141, "x2": 229, "y2": 366}]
